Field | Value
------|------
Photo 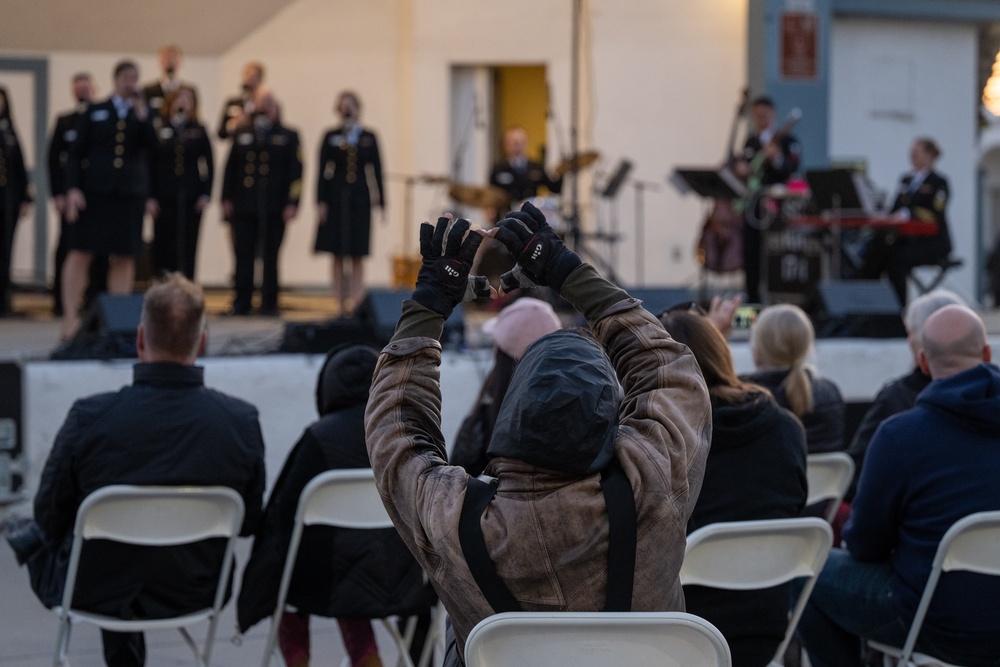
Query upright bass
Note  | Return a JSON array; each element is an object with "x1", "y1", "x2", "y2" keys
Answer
[{"x1": 697, "y1": 90, "x2": 748, "y2": 273}]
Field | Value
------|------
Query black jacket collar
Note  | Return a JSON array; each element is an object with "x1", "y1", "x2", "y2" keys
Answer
[{"x1": 133, "y1": 362, "x2": 204, "y2": 387}]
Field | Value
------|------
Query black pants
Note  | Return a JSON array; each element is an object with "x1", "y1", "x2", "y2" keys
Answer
[
  {"x1": 0, "y1": 202, "x2": 17, "y2": 314},
  {"x1": 861, "y1": 234, "x2": 947, "y2": 306},
  {"x1": 231, "y1": 211, "x2": 285, "y2": 312},
  {"x1": 742, "y1": 220, "x2": 763, "y2": 304},
  {"x1": 152, "y1": 198, "x2": 203, "y2": 280},
  {"x1": 101, "y1": 630, "x2": 145, "y2": 667}
]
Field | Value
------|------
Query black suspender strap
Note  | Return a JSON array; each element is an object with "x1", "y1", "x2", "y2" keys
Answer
[
  {"x1": 600, "y1": 460, "x2": 637, "y2": 611},
  {"x1": 458, "y1": 477, "x2": 523, "y2": 613},
  {"x1": 458, "y1": 463, "x2": 637, "y2": 614}
]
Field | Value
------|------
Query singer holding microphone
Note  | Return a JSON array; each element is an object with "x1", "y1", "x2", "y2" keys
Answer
[
  {"x1": 314, "y1": 90, "x2": 384, "y2": 317},
  {"x1": 60, "y1": 60, "x2": 158, "y2": 341}
]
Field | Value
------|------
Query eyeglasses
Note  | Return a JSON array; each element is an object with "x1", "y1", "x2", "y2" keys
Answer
[{"x1": 657, "y1": 300, "x2": 707, "y2": 319}]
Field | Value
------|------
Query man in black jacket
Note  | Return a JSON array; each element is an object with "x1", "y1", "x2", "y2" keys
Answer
[
  {"x1": 221, "y1": 88, "x2": 301, "y2": 315},
  {"x1": 28, "y1": 273, "x2": 266, "y2": 667},
  {"x1": 61, "y1": 60, "x2": 159, "y2": 340}
]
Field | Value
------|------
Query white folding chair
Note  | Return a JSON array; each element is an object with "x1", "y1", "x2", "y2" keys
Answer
[
  {"x1": 680, "y1": 517, "x2": 833, "y2": 667},
  {"x1": 463, "y1": 611, "x2": 732, "y2": 667},
  {"x1": 53, "y1": 485, "x2": 245, "y2": 667},
  {"x1": 805, "y1": 452, "x2": 855, "y2": 523},
  {"x1": 867, "y1": 510, "x2": 1000, "y2": 667},
  {"x1": 260, "y1": 469, "x2": 435, "y2": 667}
]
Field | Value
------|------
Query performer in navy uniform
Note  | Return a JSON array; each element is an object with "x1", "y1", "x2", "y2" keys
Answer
[
  {"x1": 48, "y1": 73, "x2": 107, "y2": 315},
  {"x1": 489, "y1": 126, "x2": 561, "y2": 206},
  {"x1": 314, "y1": 91, "x2": 384, "y2": 316},
  {"x1": 149, "y1": 86, "x2": 213, "y2": 279},
  {"x1": 0, "y1": 87, "x2": 32, "y2": 316},
  {"x1": 141, "y1": 44, "x2": 198, "y2": 117},
  {"x1": 733, "y1": 96, "x2": 801, "y2": 304},
  {"x1": 861, "y1": 137, "x2": 953, "y2": 306},
  {"x1": 217, "y1": 62, "x2": 264, "y2": 141},
  {"x1": 222, "y1": 89, "x2": 301, "y2": 316},
  {"x1": 62, "y1": 60, "x2": 159, "y2": 340}
]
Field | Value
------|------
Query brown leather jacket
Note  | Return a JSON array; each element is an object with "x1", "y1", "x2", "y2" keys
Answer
[{"x1": 365, "y1": 264, "x2": 712, "y2": 658}]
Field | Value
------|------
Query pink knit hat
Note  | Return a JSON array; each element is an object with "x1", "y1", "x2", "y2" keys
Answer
[{"x1": 483, "y1": 297, "x2": 562, "y2": 360}]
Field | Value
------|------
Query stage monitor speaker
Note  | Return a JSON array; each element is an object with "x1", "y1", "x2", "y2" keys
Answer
[
  {"x1": 279, "y1": 319, "x2": 376, "y2": 354},
  {"x1": 813, "y1": 281, "x2": 906, "y2": 338},
  {"x1": 0, "y1": 361, "x2": 23, "y2": 497},
  {"x1": 356, "y1": 288, "x2": 464, "y2": 348},
  {"x1": 625, "y1": 287, "x2": 695, "y2": 318},
  {"x1": 52, "y1": 293, "x2": 145, "y2": 360}
]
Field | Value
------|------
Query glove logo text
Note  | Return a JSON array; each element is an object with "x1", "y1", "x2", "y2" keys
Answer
[
  {"x1": 530, "y1": 243, "x2": 542, "y2": 261},
  {"x1": 444, "y1": 265, "x2": 460, "y2": 278}
]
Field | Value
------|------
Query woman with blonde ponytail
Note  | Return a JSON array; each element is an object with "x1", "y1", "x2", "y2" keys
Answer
[{"x1": 745, "y1": 304, "x2": 847, "y2": 453}]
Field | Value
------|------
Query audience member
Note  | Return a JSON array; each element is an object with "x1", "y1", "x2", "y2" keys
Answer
[
  {"x1": 365, "y1": 203, "x2": 712, "y2": 664},
  {"x1": 797, "y1": 304, "x2": 1000, "y2": 666},
  {"x1": 12, "y1": 273, "x2": 265, "y2": 667},
  {"x1": 845, "y1": 289, "x2": 965, "y2": 500},
  {"x1": 744, "y1": 304, "x2": 845, "y2": 453},
  {"x1": 0, "y1": 86, "x2": 32, "y2": 316},
  {"x1": 450, "y1": 296, "x2": 562, "y2": 476},
  {"x1": 238, "y1": 345, "x2": 434, "y2": 667},
  {"x1": 661, "y1": 305, "x2": 807, "y2": 667}
]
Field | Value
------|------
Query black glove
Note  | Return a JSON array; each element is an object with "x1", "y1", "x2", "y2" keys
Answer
[
  {"x1": 493, "y1": 201, "x2": 581, "y2": 291},
  {"x1": 412, "y1": 217, "x2": 487, "y2": 318}
]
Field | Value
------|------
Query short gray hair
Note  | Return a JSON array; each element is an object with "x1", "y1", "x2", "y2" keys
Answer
[{"x1": 903, "y1": 289, "x2": 964, "y2": 333}]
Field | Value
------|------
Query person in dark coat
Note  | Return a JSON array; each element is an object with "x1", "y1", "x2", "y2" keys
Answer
[
  {"x1": 141, "y1": 44, "x2": 198, "y2": 117},
  {"x1": 48, "y1": 72, "x2": 109, "y2": 315},
  {"x1": 744, "y1": 304, "x2": 845, "y2": 454},
  {"x1": 216, "y1": 62, "x2": 264, "y2": 141},
  {"x1": 0, "y1": 86, "x2": 32, "y2": 316},
  {"x1": 237, "y1": 344, "x2": 434, "y2": 667},
  {"x1": 861, "y1": 137, "x2": 953, "y2": 306},
  {"x1": 221, "y1": 88, "x2": 301, "y2": 315},
  {"x1": 61, "y1": 60, "x2": 159, "y2": 340},
  {"x1": 314, "y1": 91, "x2": 384, "y2": 316},
  {"x1": 845, "y1": 289, "x2": 964, "y2": 501},
  {"x1": 149, "y1": 86, "x2": 213, "y2": 279},
  {"x1": 488, "y1": 127, "x2": 562, "y2": 204},
  {"x1": 660, "y1": 307, "x2": 807, "y2": 667},
  {"x1": 20, "y1": 274, "x2": 265, "y2": 667}
]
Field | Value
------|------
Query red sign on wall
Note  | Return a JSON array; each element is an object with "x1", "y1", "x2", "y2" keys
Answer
[{"x1": 781, "y1": 12, "x2": 818, "y2": 80}]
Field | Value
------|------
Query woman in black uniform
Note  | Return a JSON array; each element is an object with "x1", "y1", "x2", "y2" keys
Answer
[
  {"x1": 314, "y1": 91, "x2": 384, "y2": 316},
  {"x1": 0, "y1": 87, "x2": 32, "y2": 316}
]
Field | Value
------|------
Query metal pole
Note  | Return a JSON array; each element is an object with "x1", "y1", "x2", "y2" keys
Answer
[{"x1": 569, "y1": 0, "x2": 581, "y2": 248}]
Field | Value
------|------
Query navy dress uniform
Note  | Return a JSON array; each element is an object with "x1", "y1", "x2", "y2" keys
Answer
[
  {"x1": 149, "y1": 116, "x2": 213, "y2": 279},
  {"x1": 314, "y1": 124, "x2": 384, "y2": 258},
  {"x1": 64, "y1": 96, "x2": 158, "y2": 258},
  {"x1": 48, "y1": 102, "x2": 109, "y2": 314},
  {"x1": 217, "y1": 93, "x2": 250, "y2": 140},
  {"x1": 488, "y1": 157, "x2": 561, "y2": 206},
  {"x1": 861, "y1": 170, "x2": 953, "y2": 305},
  {"x1": 222, "y1": 120, "x2": 302, "y2": 314},
  {"x1": 0, "y1": 108, "x2": 31, "y2": 315}
]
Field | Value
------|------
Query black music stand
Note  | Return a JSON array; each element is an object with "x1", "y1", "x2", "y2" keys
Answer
[
  {"x1": 601, "y1": 159, "x2": 633, "y2": 199},
  {"x1": 804, "y1": 169, "x2": 873, "y2": 279},
  {"x1": 670, "y1": 168, "x2": 746, "y2": 200}
]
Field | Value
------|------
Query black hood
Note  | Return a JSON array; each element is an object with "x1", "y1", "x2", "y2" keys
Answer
[
  {"x1": 315, "y1": 344, "x2": 379, "y2": 416},
  {"x1": 487, "y1": 330, "x2": 622, "y2": 474}
]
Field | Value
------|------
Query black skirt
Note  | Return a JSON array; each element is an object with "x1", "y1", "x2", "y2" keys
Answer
[{"x1": 65, "y1": 192, "x2": 145, "y2": 256}]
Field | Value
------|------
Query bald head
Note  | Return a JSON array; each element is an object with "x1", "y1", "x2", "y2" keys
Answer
[{"x1": 918, "y1": 305, "x2": 991, "y2": 380}]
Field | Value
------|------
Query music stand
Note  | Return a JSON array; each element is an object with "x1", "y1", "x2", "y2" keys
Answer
[
  {"x1": 601, "y1": 159, "x2": 633, "y2": 199},
  {"x1": 670, "y1": 168, "x2": 746, "y2": 200},
  {"x1": 804, "y1": 169, "x2": 875, "y2": 280}
]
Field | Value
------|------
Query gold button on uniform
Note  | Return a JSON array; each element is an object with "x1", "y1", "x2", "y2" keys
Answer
[
  {"x1": 246, "y1": 151, "x2": 256, "y2": 161},
  {"x1": 113, "y1": 158, "x2": 123, "y2": 168},
  {"x1": 244, "y1": 176, "x2": 254, "y2": 187},
  {"x1": 259, "y1": 165, "x2": 269, "y2": 175},
  {"x1": 260, "y1": 152, "x2": 269, "y2": 162},
  {"x1": 116, "y1": 120, "x2": 126, "y2": 130},
  {"x1": 115, "y1": 145, "x2": 124, "y2": 155},
  {"x1": 116, "y1": 132, "x2": 124, "y2": 142},
  {"x1": 245, "y1": 164, "x2": 255, "y2": 174}
]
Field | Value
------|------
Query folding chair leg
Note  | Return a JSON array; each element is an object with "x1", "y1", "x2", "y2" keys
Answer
[
  {"x1": 53, "y1": 617, "x2": 72, "y2": 667},
  {"x1": 178, "y1": 627, "x2": 208, "y2": 667},
  {"x1": 380, "y1": 619, "x2": 415, "y2": 667}
]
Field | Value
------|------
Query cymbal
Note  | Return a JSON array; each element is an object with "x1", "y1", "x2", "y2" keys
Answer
[
  {"x1": 448, "y1": 182, "x2": 510, "y2": 210},
  {"x1": 418, "y1": 173, "x2": 450, "y2": 184},
  {"x1": 554, "y1": 150, "x2": 601, "y2": 176}
]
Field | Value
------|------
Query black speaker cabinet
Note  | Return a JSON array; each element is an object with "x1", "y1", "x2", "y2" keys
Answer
[
  {"x1": 813, "y1": 281, "x2": 906, "y2": 339},
  {"x1": 0, "y1": 361, "x2": 23, "y2": 496},
  {"x1": 52, "y1": 293, "x2": 144, "y2": 359},
  {"x1": 356, "y1": 289, "x2": 465, "y2": 348},
  {"x1": 279, "y1": 319, "x2": 376, "y2": 354}
]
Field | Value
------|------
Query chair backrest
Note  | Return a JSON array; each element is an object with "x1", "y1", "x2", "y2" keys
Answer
[
  {"x1": 680, "y1": 517, "x2": 832, "y2": 665},
  {"x1": 463, "y1": 611, "x2": 732, "y2": 667},
  {"x1": 62, "y1": 485, "x2": 245, "y2": 612},
  {"x1": 897, "y1": 510, "x2": 1000, "y2": 662},
  {"x1": 295, "y1": 468, "x2": 394, "y2": 529},
  {"x1": 805, "y1": 452, "x2": 855, "y2": 522}
]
